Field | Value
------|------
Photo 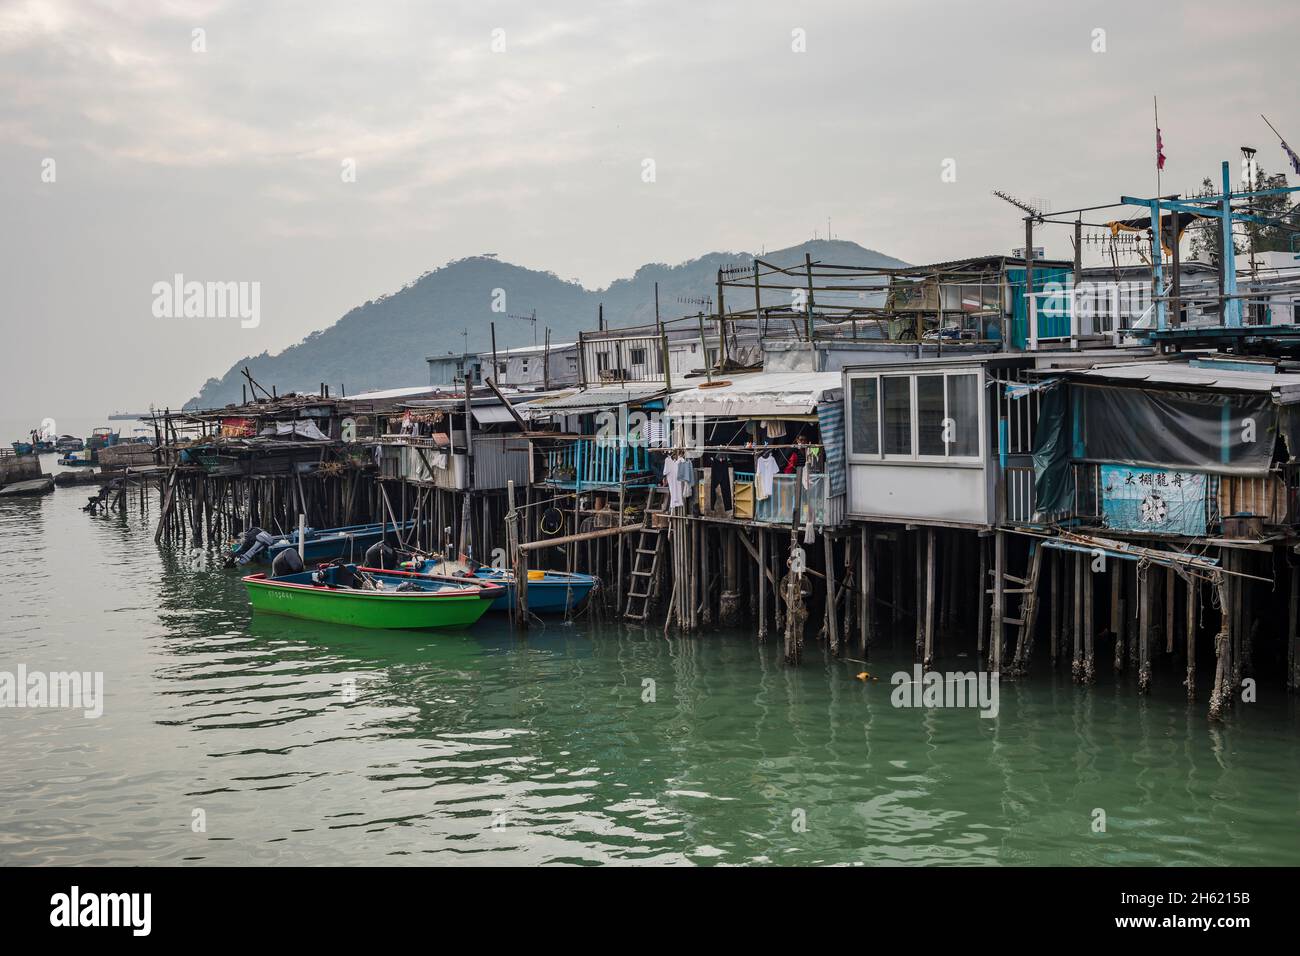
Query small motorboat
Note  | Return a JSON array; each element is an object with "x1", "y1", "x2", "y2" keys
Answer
[
  {"x1": 57, "y1": 451, "x2": 97, "y2": 468},
  {"x1": 10, "y1": 441, "x2": 33, "y2": 455},
  {"x1": 228, "y1": 520, "x2": 419, "y2": 566},
  {"x1": 242, "y1": 563, "x2": 503, "y2": 629},
  {"x1": 0, "y1": 477, "x2": 55, "y2": 497},
  {"x1": 405, "y1": 557, "x2": 598, "y2": 613},
  {"x1": 54, "y1": 435, "x2": 84, "y2": 453}
]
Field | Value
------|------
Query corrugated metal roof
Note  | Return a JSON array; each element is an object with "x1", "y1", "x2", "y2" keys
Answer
[
  {"x1": 666, "y1": 371, "x2": 843, "y2": 417},
  {"x1": 521, "y1": 385, "x2": 668, "y2": 415},
  {"x1": 1072, "y1": 362, "x2": 1300, "y2": 401}
]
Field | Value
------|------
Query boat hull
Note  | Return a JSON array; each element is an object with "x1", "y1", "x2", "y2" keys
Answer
[
  {"x1": 261, "y1": 521, "x2": 417, "y2": 564},
  {"x1": 243, "y1": 567, "x2": 500, "y2": 630},
  {"x1": 413, "y1": 561, "x2": 596, "y2": 612},
  {"x1": 484, "y1": 575, "x2": 597, "y2": 612}
]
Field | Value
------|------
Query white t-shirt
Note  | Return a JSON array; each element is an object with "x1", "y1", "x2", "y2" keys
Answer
[{"x1": 755, "y1": 454, "x2": 780, "y2": 501}]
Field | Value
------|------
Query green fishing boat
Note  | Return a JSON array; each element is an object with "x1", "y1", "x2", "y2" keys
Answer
[{"x1": 242, "y1": 564, "x2": 503, "y2": 629}]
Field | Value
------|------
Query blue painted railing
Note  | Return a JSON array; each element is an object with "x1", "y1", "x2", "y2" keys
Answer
[{"x1": 545, "y1": 438, "x2": 652, "y2": 489}]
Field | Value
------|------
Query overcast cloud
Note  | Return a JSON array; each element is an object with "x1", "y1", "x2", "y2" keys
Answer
[{"x1": 2, "y1": 0, "x2": 1297, "y2": 420}]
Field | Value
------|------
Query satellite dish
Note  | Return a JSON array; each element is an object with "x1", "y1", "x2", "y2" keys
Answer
[{"x1": 340, "y1": 417, "x2": 356, "y2": 442}]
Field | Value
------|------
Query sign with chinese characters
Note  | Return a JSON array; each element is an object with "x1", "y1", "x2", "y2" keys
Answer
[{"x1": 1099, "y1": 465, "x2": 1207, "y2": 536}]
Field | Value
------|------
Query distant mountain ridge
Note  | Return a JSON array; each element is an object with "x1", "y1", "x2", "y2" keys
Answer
[{"x1": 188, "y1": 239, "x2": 909, "y2": 408}]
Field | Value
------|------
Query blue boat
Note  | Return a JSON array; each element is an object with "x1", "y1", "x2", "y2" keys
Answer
[
  {"x1": 229, "y1": 520, "x2": 418, "y2": 566},
  {"x1": 57, "y1": 451, "x2": 98, "y2": 467},
  {"x1": 12, "y1": 438, "x2": 54, "y2": 455},
  {"x1": 404, "y1": 558, "x2": 598, "y2": 613}
]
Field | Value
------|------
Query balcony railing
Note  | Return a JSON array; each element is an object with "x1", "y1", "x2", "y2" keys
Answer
[
  {"x1": 542, "y1": 437, "x2": 654, "y2": 490},
  {"x1": 734, "y1": 470, "x2": 830, "y2": 526}
]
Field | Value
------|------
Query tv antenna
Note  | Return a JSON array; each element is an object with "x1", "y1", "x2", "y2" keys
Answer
[
  {"x1": 507, "y1": 309, "x2": 539, "y2": 346},
  {"x1": 992, "y1": 189, "x2": 1049, "y2": 219}
]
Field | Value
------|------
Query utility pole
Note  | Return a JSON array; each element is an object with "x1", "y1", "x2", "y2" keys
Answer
[
  {"x1": 716, "y1": 267, "x2": 727, "y2": 368},
  {"x1": 804, "y1": 253, "x2": 816, "y2": 365}
]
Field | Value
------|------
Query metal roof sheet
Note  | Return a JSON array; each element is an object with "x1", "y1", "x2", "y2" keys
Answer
[
  {"x1": 666, "y1": 371, "x2": 843, "y2": 417},
  {"x1": 521, "y1": 385, "x2": 668, "y2": 415},
  {"x1": 1072, "y1": 362, "x2": 1300, "y2": 402},
  {"x1": 470, "y1": 405, "x2": 520, "y2": 425}
]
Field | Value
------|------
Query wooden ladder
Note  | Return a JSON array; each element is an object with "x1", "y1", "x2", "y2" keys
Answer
[
  {"x1": 624, "y1": 486, "x2": 668, "y2": 621},
  {"x1": 1008, "y1": 542, "x2": 1045, "y2": 670}
]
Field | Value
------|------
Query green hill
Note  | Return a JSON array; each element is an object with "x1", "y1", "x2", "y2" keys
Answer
[{"x1": 188, "y1": 239, "x2": 908, "y2": 408}]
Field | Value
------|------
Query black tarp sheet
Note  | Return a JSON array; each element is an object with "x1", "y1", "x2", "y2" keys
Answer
[
  {"x1": 1076, "y1": 384, "x2": 1276, "y2": 475},
  {"x1": 1033, "y1": 381, "x2": 1280, "y2": 515},
  {"x1": 1032, "y1": 383, "x2": 1074, "y2": 515}
]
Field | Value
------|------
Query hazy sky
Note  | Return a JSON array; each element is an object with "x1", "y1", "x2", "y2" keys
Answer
[{"x1": 2, "y1": 0, "x2": 1297, "y2": 422}]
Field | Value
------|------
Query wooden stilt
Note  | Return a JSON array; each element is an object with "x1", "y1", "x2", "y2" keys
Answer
[
  {"x1": 860, "y1": 525, "x2": 874, "y2": 652},
  {"x1": 991, "y1": 531, "x2": 1005, "y2": 673},
  {"x1": 1289, "y1": 564, "x2": 1299, "y2": 693},
  {"x1": 1071, "y1": 552, "x2": 1083, "y2": 682},
  {"x1": 914, "y1": 530, "x2": 925, "y2": 662},
  {"x1": 923, "y1": 528, "x2": 935, "y2": 669},
  {"x1": 824, "y1": 532, "x2": 840, "y2": 654},
  {"x1": 1138, "y1": 565, "x2": 1151, "y2": 694},
  {"x1": 1186, "y1": 573, "x2": 1197, "y2": 700},
  {"x1": 978, "y1": 534, "x2": 988, "y2": 657},
  {"x1": 1083, "y1": 556, "x2": 1095, "y2": 684},
  {"x1": 1165, "y1": 567, "x2": 1175, "y2": 655},
  {"x1": 1208, "y1": 562, "x2": 1232, "y2": 721},
  {"x1": 1049, "y1": 547, "x2": 1059, "y2": 665}
]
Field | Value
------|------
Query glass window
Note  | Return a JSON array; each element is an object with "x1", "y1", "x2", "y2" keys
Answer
[
  {"x1": 850, "y1": 378, "x2": 879, "y2": 455},
  {"x1": 881, "y1": 376, "x2": 911, "y2": 455},
  {"x1": 917, "y1": 374, "x2": 945, "y2": 456},
  {"x1": 947, "y1": 373, "x2": 980, "y2": 457},
  {"x1": 630, "y1": 348, "x2": 646, "y2": 365}
]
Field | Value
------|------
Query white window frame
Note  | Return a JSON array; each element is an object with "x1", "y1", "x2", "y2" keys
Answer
[{"x1": 847, "y1": 369, "x2": 983, "y2": 466}]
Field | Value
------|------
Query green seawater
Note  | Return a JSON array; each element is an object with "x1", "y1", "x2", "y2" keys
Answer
[{"x1": 0, "y1": 451, "x2": 1297, "y2": 866}]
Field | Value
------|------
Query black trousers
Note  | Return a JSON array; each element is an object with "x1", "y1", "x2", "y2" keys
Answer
[{"x1": 708, "y1": 464, "x2": 732, "y2": 512}]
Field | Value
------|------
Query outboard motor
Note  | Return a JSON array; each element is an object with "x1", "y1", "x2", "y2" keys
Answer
[
  {"x1": 270, "y1": 547, "x2": 304, "y2": 578},
  {"x1": 364, "y1": 540, "x2": 397, "y2": 570},
  {"x1": 227, "y1": 527, "x2": 276, "y2": 567}
]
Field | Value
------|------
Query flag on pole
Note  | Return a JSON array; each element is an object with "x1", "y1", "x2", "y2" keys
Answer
[
  {"x1": 1282, "y1": 139, "x2": 1300, "y2": 176},
  {"x1": 1262, "y1": 114, "x2": 1300, "y2": 175},
  {"x1": 1156, "y1": 126, "x2": 1166, "y2": 170}
]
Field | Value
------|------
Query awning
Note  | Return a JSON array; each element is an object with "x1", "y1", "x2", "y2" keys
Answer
[
  {"x1": 666, "y1": 371, "x2": 843, "y2": 418},
  {"x1": 471, "y1": 405, "x2": 520, "y2": 425}
]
